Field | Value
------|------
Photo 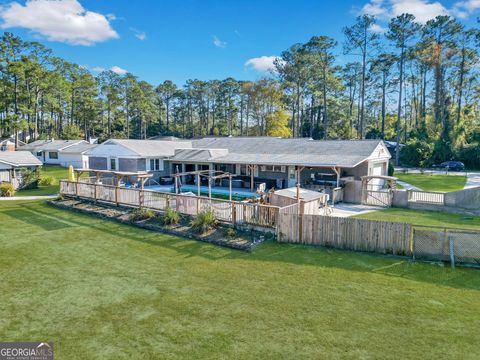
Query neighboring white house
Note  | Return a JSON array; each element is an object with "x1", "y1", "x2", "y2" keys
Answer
[
  {"x1": 18, "y1": 139, "x2": 97, "y2": 168},
  {"x1": 0, "y1": 151, "x2": 42, "y2": 189},
  {"x1": 86, "y1": 139, "x2": 192, "y2": 176}
]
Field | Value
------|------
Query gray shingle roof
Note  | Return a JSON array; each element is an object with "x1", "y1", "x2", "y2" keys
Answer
[
  {"x1": 0, "y1": 151, "x2": 42, "y2": 167},
  {"x1": 61, "y1": 142, "x2": 97, "y2": 154},
  {"x1": 19, "y1": 139, "x2": 85, "y2": 152},
  {"x1": 167, "y1": 137, "x2": 388, "y2": 167},
  {"x1": 95, "y1": 139, "x2": 192, "y2": 157},
  {"x1": 170, "y1": 148, "x2": 228, "y2": 162}
]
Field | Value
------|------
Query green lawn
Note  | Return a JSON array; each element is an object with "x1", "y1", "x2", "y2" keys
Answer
[
  {"x1": 395, "y1": 173, "x2": 467, "y2": 192},
  {"x1": 1, "y1": 200, "x2": 479, "y2": 359},
  {"x1": 353, "y1": 207, "x2": 480, "y2": 230},
  {"x1": 17, "y1": 165, "x2": 69, "y2": 196}
]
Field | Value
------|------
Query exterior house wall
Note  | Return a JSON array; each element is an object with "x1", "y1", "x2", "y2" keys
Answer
[
  {"x1": 343, "y1": 161, "x2": 369, "y2": 180},
  {"x1": 0, "y1": 169, "x2": 10, "y2": 183},
  {"x1": 58, "y1": 153, "x2": 88, "y2": 168}
]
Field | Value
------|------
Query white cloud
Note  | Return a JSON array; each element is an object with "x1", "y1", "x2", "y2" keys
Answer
[
  {"x1": 110, "y1": 66, "x2": 128, "y2": 75},
  {"x1": 245, "y1": 56, "x2": 280, "y2": 72},
  {"x1": 452, "y1": 0, "x2": 480, "y2": 18},
  {"x1": 130, "y1": 27, "x2": 146, "y2": 41},
  {"x1": 369, "y1": 23, "x2": 387, "y2": 33},
  {"x1": 213, "y1": 35, "x2": 227, "y2": 48},
  {"x1": 391, "y1": 0, "x2": 448, "y2": 23},
  {"x1": 0, "y1": 0, "x2": 119, "y2": 46},
  {"x1": 361, "y1": 0, "x2": 459, "y2": 23},
  {"x1": 362, "y1": 0, "x2": 388, "y2": 17}
]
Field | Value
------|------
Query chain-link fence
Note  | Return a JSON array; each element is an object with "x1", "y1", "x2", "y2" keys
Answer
[{"x1": 412, "y1": 227, "x2": 480, "y2": 267}]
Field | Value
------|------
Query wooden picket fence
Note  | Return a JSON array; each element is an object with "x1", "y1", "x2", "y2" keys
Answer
[
  {"x1": 277, "y1": 211, "x2": 412, "y2": 256},
  {"x1": 60, "y1": 180, "x2": 279, "y2": 228}
]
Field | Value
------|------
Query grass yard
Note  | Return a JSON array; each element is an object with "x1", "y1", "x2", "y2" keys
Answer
[
  {"x1": 1, "y1": 201, "x2": 479, "y2": 359},
  {"x1": 395, "y1": 173, "x2": 467, "y2": 192},
  {"x1": 354, "y1": 207, "x2": 480, "y2": 230},
  {"x1": 17, "y1": 165, "x2": 70, "y2": 196}
]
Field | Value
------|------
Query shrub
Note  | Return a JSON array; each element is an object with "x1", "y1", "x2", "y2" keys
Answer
[
  {"x1": 0, "y1": 183, "x2": 15, "y2": 197},
  {"x1": 400, "y1": 139, "x2": 434, "y2": 167},
  {"x1": 388, "y1": 162, "x2": 395, "y2": 177},
  {"x1": 224, "y1": 228, "x2": 237, "y2": 238},
  {"x1": 39, "y1": 175, "x2": 55, "y2": 186},
  {"x1": 191, "y1": 209, "x2": 217, "y2": 234},
  {"x1": 130, "y1": 208, "x2": 155, "y2": 222},
  {"x1": 20, "y1": 168, "x2": 40, "y2": 190},
  {"x1": 162, "y1": 208, "x2": 180, "y2": 226}
]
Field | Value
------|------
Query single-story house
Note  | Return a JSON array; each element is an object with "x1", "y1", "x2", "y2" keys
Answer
[
  {"x1": 86, "y1": 139, "x2": 192, "y2": 179},
  {"x1": 83, "y1": 136, "x2": 391, "y2": 203},
  {"x1": 18, "y1": 139, "x2": 97, "y2": 168},
  {"x1": 0, "y1": 151, "x2": 42, "y2": 189},
  {"x1": 168, "y1": 137, "x2": 391, "y2": 197}
]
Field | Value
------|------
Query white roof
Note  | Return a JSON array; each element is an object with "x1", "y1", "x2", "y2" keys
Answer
[
  {"x1": 88, "y1": 139, "x2": 192, "y2": 157},
  {"x1": 0, "y1": 151, "x2": 43, "y2": 167}
]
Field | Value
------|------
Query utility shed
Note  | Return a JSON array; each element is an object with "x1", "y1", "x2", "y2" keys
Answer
[{"x1": 270, "y1": 187, "x2": 327, "y2": 215}]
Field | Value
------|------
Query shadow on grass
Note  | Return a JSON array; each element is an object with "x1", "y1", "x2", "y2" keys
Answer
[{"x1": 15, "y1": 201, "x2": 480, "y2": 292}]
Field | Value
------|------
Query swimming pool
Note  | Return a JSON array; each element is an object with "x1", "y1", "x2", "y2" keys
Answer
[{"x1": 144, "y1": 184, "x2": 258, "y2": 200}]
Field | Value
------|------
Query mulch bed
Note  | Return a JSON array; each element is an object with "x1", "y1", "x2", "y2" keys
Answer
[{"x1": 48, "y1": 198, "x2": 268, "y2": 251}]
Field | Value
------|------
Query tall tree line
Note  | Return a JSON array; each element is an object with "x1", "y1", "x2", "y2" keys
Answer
[{"x1": 0, "y1": 12, "x2": 480, "y2": 167}]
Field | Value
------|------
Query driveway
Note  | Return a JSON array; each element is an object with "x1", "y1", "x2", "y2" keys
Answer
[{"x1": 465, "y1": 173, "x2": 480, "y2": 189}]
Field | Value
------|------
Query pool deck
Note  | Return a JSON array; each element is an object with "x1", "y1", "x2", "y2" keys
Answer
[{"x1": 144, "y1": 184, "x2": 258, "y2": 198}]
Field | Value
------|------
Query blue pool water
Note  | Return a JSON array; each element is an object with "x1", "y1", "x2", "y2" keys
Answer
[{"x1": 144, "y1": 184, "x2": 258, "y2": 199}]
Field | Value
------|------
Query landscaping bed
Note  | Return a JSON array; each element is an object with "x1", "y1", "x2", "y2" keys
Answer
[{"x1": 48, "y1": 197, "x2": 268, "y2": 251}]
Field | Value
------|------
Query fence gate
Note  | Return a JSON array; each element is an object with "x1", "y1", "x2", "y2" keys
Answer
[
  {"x1": 360, "y1": 175, "x2": 396, "y2": 207},
  {"x1": 362, "y1": 189, "x2": 393, "y2": 207}
]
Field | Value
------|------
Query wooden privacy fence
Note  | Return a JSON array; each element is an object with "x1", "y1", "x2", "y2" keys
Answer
[
  {"x1": 60, "y1": 180, "x2": 279, "y2": 228},
  {"x1": 278, "y1": 212, "x2": 412, "y2": 256},
  {"x1": 407, "y1": 190, "x2": 445, "y2": 205}
]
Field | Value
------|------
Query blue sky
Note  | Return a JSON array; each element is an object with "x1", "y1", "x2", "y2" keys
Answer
[{"x1": 0, "y1": 0, "x2": 479, "y2": 85}]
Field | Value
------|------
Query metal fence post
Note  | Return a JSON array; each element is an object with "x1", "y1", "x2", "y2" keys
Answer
[{"x1": 449, "y1": 233, "x2": 455, "y2": 269}]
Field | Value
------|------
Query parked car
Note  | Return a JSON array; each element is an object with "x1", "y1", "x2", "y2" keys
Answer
[{"x1": 432, "y1": 161, "x2": 465, "y2": 171}]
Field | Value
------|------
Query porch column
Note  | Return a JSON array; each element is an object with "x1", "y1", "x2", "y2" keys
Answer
[
  {"x1": 181, "y1": 163, "x2": 186, "y2": 183},
  {"x1": 250, "y1": 165, "x2": 255, "y2": 192},
  {"x1": 296, "y1": 167, "x2": 304, "y2": 187},
  {"x1": 209, "y1": 164, "x2": 214, "y2": 187}
]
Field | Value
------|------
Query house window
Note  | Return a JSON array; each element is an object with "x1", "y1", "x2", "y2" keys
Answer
[
  {"x1": 49, "y1": 152, "x2": 58, "y2": 159},
  {"x1": 240, "y1": 164, "x2": 248, "y2": 176},
  {"x1": 261, "y1": 165, "x2": 285, "y2": 172},
  {"x1": 110, "y1": 158, "x2": 116, "y2": 170},
  {"x1": 36, "y1": 151, "x2": 42, "y2": 157},
  {"x1": 149, "y1": 158, "x2": 162, "y2": 171}
]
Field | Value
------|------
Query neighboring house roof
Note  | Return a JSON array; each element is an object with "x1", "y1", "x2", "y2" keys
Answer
[
  {"x1": 170, "y1": 148, "x2": 229, "y2": 162},
  {"x1": 89, "y1": 139, "x2": 192, "y2": 157},
  {"x1": 167, "y1": 137, "x2": 390, "y2": 168},
  {"x1": 19, "y1": 139, "x2": 86, "y2": 152},
  {"x1": 61, "y1": 142, "x2": 97, "y2": 154},
  {"x1": 0, "y1": 151, "x2": 43, "y2": 167}
]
